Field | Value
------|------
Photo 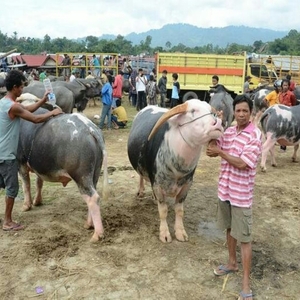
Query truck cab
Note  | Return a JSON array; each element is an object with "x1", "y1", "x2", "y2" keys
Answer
[{"x1": 247, "y1": 62, "x2": 278, "y2": 88}]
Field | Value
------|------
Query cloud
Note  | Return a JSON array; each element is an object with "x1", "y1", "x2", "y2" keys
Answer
[{"x1": 0, "y1": 0, "x2": 299, "y2": 40}]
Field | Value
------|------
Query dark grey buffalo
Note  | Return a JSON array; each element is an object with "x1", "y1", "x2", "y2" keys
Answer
[
  {"x1": 17, "y1": 108, "x2": 109, "y2": 242},
  {"x1": 122, "y1": 78, "x2": 130, "y2": 93},
  {"x1": 0, "y1": 77, "x2": 5, "y2": 87},
  {"x1": 52, "y1": 78, "x2": 102, "y2": 112},
  {"x1": 260, "y1": 104, "x2": 300, "y2": 172},
  {"x1": 294, "y1": 86, "x2": 300, "y2": 103},
  {"x1": 23, "y1": 82, "x2": 74, "y2": 113},
  {"x1": 209, "y1": 84, "x2": 234, "y2": 128},
  {"x1": 23, "y1": 78, "x2": 102, "y2": 113},
  {"x1": 127, "y1": 100, "x2": 223, "y2": 243}
]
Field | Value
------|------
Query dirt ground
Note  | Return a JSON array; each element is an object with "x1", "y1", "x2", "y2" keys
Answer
[{"x1": 0, "y1": 98, "x2": 299, "y2": 300}]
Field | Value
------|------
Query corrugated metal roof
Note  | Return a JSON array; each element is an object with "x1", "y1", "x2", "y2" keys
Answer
[
  {"x1": 17, "y1": 55, "x2": 49, "y2": 67},
  {"x1": 272, "y1": 57, "x2": 300, "y2": 71},
  {"x1": 253, "y1": 54, "x2": 300, "y2": 71},
  {"x1": 7, "y1": 54, "x2": 60, "y2": 68}
]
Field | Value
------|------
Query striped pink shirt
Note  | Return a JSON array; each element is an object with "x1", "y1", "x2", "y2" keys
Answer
[{"x1": 217, "y1": 122, "x2": 262, "y2": 208}]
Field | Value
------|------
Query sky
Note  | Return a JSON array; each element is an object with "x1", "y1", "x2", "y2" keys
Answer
[{"x1": 1, "y1": 0, "x2": 300, "y2": 40}]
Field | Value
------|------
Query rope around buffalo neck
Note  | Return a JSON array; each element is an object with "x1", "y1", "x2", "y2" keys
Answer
[
  {"x1": 178, "y1": 113, "x2": 215, "y2": 127},
  {"x1": 178, "y1": 125, "x2": 193, "y2": 148}
]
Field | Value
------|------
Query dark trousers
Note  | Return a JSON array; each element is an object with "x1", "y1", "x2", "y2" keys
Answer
[
  {"x1": 170, "y1": 98, "x2": 179, "y2": 108},
  {"x1": 137, "y1": 91, "x2": 146, "y2": 111},
  {"x1": 131, "y1": 93, "x2": 137, "y2": 107}
]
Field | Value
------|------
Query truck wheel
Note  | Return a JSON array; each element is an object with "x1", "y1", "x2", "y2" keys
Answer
[{"x1": 182, "y1": 91, "x2": 198, "y2": 102}]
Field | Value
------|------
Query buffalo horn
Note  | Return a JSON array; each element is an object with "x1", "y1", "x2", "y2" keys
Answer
[{"x1": 148, "y1": 102, "x2": 188, "y2": 140}]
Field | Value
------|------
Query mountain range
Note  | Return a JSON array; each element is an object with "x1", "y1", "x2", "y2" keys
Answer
[{"x1": 95, "y1": 23, "x2": 288, "y2": 48}]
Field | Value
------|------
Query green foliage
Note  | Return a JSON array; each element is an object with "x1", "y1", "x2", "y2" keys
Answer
[
  {"x1": 1, "y1": 29, "x2": 300, "y2": 56},
  {"x1": 267, "y1": 30, "x2": 300, "y2": 55}
]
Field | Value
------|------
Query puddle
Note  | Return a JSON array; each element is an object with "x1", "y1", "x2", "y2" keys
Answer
[{"x1": 198, "y1": 221, "x2": 224, "y2": 241}]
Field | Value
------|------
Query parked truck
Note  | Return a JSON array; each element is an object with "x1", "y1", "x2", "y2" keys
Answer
[
  {"x1": 252, "y1": 54, "x2": 300, "y2": 84},
  {"x1": 155, "y1": 51, "x2": 277, "y2": 102}
]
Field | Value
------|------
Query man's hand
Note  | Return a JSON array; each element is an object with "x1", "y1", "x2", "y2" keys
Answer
[
  {"x1": 52, "y1": 106, "x2": 63, "y2": 116},
  {"x1": 41, "y1": 91, "x2": 50, "y2": 103},
  {"x1": 206, "y1": 139, "x2": 220, "y2": 157}
]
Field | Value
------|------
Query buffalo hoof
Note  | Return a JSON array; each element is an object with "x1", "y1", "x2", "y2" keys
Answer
[
  {"x1": 271, "y1": 163, "x2": 277, "y2": 167},
  {"x1": 175, "y1": 229, "x2": 189, "y2": 242},
  {"x1": 292, "y1": 158, "x2": 298, "y2": 163},
  {"x1": 136, "y1": 191, "x2": 144, "y2": 198},
  {"x1": 33, "y1": 201, "x2": 42, "y2": 207},
  {"x1": 90, "y1": 232, "x2": 103, "y2": 243},
  {"x1": 22, "y1": 204, "x2": 32, "y2": 212},
  {"x1": 260, "y1": 166, "x2": 267, "y2": 172},
  {"x1": 84, "y1": 222, "x2": 94, "y2": 230},
  {"x1": 159, "y1": 231, "x2": 172, "y2": 243}
]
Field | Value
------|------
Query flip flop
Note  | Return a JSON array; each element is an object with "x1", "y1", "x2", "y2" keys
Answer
[
  {"x1": 213, "y1": 264, "x2": 238, "y2": 276},
  {"x1": 238, "y1": 290, "x2": 254, "y2": 299},
  {"x1": 3, "y1": 223, "x2": 24, "y2": 231}
]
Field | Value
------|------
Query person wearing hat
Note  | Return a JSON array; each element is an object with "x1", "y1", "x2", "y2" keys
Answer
[{"x1": 243, "y1": 76, "x2": 252, "y2": 94}]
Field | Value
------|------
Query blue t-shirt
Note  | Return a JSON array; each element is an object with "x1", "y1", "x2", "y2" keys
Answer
[
  {"x1": 101, "y1": 82, "x2": 113, "y2": 106},
  {"x1": 171, "y1": 81, "x2": 180, "y2": 99}
]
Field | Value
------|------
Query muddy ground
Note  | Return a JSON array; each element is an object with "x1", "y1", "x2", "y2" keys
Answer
[{"x1": 0, "y1": 98, "x2": 299, "y2": 300}]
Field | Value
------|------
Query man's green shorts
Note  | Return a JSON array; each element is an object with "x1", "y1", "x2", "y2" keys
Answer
[{"x1": 217, "y1": 199, "x2": 252, "y2": 243}]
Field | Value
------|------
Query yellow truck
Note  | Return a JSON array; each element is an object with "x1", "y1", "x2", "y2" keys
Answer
[
  {"x1": 252, "y1": 54, "x2": 300, "y2": 84},
  {"x1": 155, "y1": 52, "x2": 277, "y2": 102}
]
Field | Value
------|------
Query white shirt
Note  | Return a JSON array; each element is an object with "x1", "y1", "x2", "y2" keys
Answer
[
  {"x1": 136, "y1": 75, "x2": 147, "y2": 92},
  {"x1": 70, "y1": 74, "x2": 76, "y2": 82}
]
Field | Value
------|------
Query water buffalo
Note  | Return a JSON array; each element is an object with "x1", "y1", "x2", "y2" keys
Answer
[
  {"x1": 209, "y1": 84, "x2": 234, "y2": 128},
  {"x1": 294, "y1": 86, "x2": 300, "y2": 102},
  {"x1": 23, "y1": 78, "x2": 102, "y2": 113},
  {"x1": 127, "y1": 100, "x2": 223, "y2": 243},
  {"x1": 260, "y1": 104, "x2": 300, "y2": 172},
  {"x1": 17, "y1": 108, "x2": 109, "y2": 242},
  {"x1": 52, "y1": 78, "x2": 102, "y2": 112},
  {"x1": 23, "y1": 82, "x2": 74, "y2": 113},
  {"x1": 250, "y1": 88, "x2": 272, "y2": 125}
]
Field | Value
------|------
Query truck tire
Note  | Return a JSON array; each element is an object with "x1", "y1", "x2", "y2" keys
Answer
[{"x1": 182, "y1": 91, "x2": 198, "y2": 102}]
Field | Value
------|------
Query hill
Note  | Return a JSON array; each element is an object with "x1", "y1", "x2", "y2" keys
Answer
[{"x1": 97, "y1": 24, "x2": 288, "y2": 48}]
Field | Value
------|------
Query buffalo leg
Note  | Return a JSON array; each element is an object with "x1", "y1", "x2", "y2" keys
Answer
[
  {"x1": 292, "y1": 145, "x2": 299, "y2": 162},
  {"x1": 33, "y1": 176, "x2": 43, "y2": 206},
  {"x1": 84, "y1": 212, "x2": 94, "y2": 230},
  {"x1": 19, "y1": 164, "x2": 33, "y2": 211},
  {"x1": 260, "y1": 133, "x2": 276, "y2": 172},
  {"x1": 83, "y1": 192, "x2": 104, "y2": 243},
  {"x1": 174, "y1": 203, "x2": 188, "y2": 241},
  {"x1": 137, "y1": 175, "x2": 145, "y2": 197},
  {"x1": 153, "y1": 186, "x2": 172, "y2": 243},
  {"x1": 157, "y1": 200, "x2": 172, "y2": 243},
  {"x1": 252, "y1": 110, "x2": 263, "y2": 127},
  {"x1": 269, "y1": 144, "x2": 277, "y2": 167},
  {"x1": 174, "y1": 185, "x2": 190, "y2": 242}
]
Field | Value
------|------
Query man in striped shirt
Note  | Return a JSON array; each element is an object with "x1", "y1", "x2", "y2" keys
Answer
[{"x1": 206, "y1": 94, "x2": 262, "y2": 300}]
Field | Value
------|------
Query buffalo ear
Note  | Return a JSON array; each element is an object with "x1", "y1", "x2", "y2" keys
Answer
[{"x1": 148, "y1": 102, "x2": 188, "y2": 140}]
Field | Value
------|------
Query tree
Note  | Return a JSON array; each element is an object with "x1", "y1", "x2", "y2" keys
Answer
[
  {"x1": 42, "y1": 34, "x2": 51, "y2": 53},
  {"x1": 253, "y1": 40, "x2": 263, "y2": 52},
  {"x1": 165, "y1": 41, "x2": 172, "y2": 49},
  {"x1": 85, "y1": 36, "x2": 99, "y2": 51}
]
